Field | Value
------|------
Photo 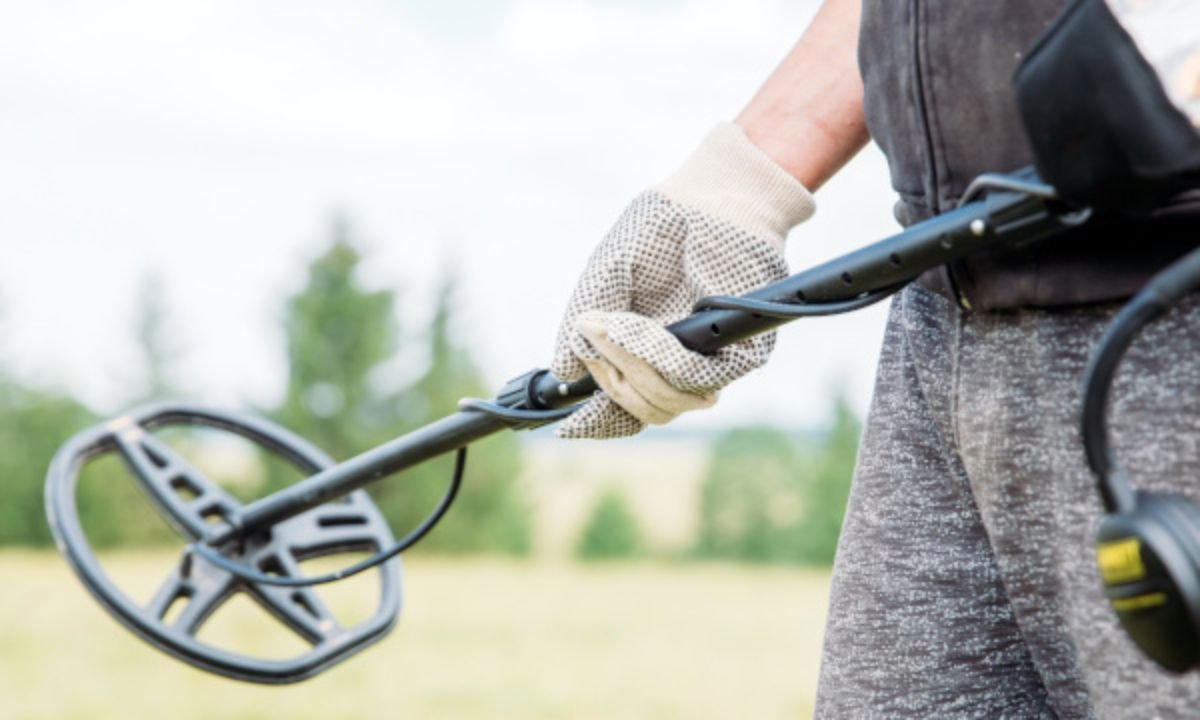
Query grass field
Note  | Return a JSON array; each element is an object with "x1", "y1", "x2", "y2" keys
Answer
[{"x1": 1, "y1": 550, "x2": 831, "y2": 719}]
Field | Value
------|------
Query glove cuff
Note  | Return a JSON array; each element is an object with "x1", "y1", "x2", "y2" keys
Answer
[{"x1": 655, "y1": 122, "x2": 816, "y2": 246}]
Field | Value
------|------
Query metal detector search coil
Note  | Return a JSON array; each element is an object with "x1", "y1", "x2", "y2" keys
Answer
[{"x1": 44, "y1": 404, "x2": 402, "y2": 684}]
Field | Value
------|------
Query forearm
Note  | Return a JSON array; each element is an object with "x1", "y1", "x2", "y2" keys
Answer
[{"x1": 736, "y1": 0, "x2": 869, "y2": 190}]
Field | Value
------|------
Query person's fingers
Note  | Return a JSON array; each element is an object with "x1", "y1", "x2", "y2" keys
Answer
[
  {"x1": 577, "y1": 314, "x2": 716, "y2": 423},
  {"x1": 550, "y1": 311, "x2": 597, "y2": 383},
  {"x1": 603, "y1": 311, "x2": 770, "y2": 394},
  {"x1": 554, "y1": 393, "x2": 644, "y2": 439},
  {"x1": 578, "y1": 352, "x2": 677, "y2": 425}
]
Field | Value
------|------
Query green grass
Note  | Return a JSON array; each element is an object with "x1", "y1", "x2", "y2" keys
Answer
[{"x1": 1, "y1": 550, "x2": 830, "y2": 719}]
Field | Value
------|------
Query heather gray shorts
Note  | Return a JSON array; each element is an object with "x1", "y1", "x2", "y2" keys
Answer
[{"x1": 815, "y1": 283, "x2": 1200, "y2": 719}]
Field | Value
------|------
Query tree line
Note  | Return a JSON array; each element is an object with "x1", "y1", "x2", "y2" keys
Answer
[{"x1": 0, "y1": 218, "x2": 859, "y2": 565}]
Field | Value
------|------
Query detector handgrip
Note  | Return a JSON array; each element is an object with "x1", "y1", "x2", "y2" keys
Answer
[{"x1": 531, "y1": 183, "x2": 1078, "y2": 408}]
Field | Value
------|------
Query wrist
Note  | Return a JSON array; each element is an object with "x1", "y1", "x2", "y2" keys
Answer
[
  {"x1": 736, "y1": 108, "x2": 869, "y2": 191},
  {"x1": 737, "y1": 113, "x2": 825, "y2": 188}
]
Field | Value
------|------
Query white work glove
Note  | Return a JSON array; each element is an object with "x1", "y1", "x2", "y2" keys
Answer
[{"x1": 550, "y1": 122, "x2": 816, "y2": 439}]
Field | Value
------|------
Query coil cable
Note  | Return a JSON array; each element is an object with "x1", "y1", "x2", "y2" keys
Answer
[{"x1": 189, "y1": 400, "x2": 579, "y2": 587}]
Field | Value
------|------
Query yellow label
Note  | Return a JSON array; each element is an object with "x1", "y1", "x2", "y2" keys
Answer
[
  {"x1": 1097, "y1": 538, "x2": 1146, "y2": 585},
  {"x1": 1111, "y1": 592, "x2": 1168, "y2": 613}
]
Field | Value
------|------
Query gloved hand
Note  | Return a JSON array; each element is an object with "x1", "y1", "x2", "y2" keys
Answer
[{"x1": 550, "y1": 122, "x2": 816, "y2": 439}]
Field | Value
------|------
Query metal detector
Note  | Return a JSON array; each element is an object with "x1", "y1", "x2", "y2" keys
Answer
[{"x1": 44, "y1": 170, "x2": 1088, "y2": 683}]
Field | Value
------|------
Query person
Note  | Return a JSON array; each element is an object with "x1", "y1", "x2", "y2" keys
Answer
[{"x1": 550, "y1": 0, "x2": 1200, "y2": 716}]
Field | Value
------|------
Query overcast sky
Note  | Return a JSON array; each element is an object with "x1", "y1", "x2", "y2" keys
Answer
[{"x1": 0, "y1": 0, "x2": 900, "y2": 431}]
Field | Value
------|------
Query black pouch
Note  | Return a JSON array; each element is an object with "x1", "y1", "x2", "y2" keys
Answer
[{"x1": 1014, "y1": 0, "x2": 1200, "y2": 213}]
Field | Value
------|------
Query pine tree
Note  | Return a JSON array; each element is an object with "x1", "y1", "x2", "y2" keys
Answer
[
  {"x1": 269, "y1": 221, "x2": 529, "y2": 555},
  {"x1": 0, "y1": 380, "x2": 96, "y2": 545},
  {"x1": 793, "y1": 394, "x2": 860, "y2": 564},
  {"x1": 2, "y1": 274, "x2": 193, "y2": 548},
  {"x1": 272, "y1": 216, "x2": 402, "y2": 462},
  {"x1": 390, "y1": 269, "x2": 530, "y2": 555},
  {"x1": 693, "y1": 393, "x2": 861, "y2": 565},
  {"x1": 0, "y1": 299, "x2": 98, "y2": 546},
  {"x1": 576, "y1": 487, "x2": 642, "y2": 561},
  {"x1": 694, "y1": 426, "x2": 806, "y2": 563}
]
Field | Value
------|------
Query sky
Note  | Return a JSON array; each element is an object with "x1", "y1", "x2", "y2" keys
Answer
[{"x1": 0, "y1": 0, "x2": 901, "y2": 431}]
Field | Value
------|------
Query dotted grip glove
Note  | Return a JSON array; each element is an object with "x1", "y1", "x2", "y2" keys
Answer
[{"x1": 550, "y1": 122, "x2": 816, "y2": 439}]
